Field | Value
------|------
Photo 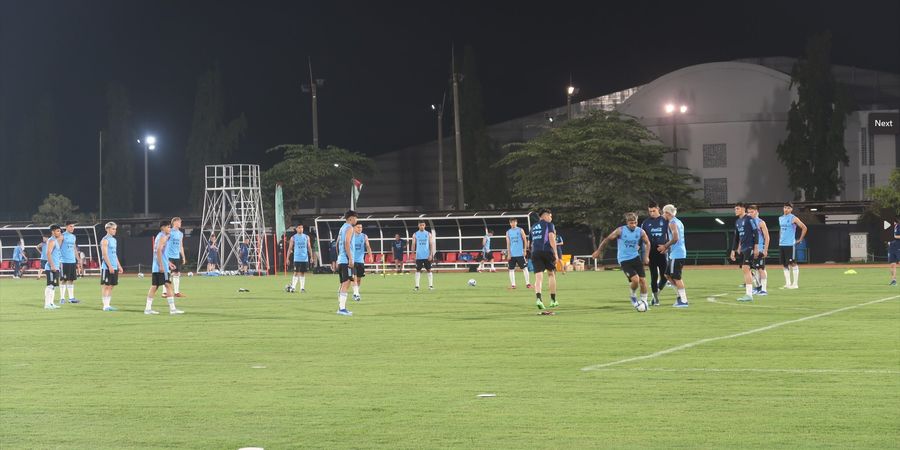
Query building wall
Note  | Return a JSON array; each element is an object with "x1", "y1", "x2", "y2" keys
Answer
[{"x1": 842, "y1": 109, "x2": 900, "y2": 201}]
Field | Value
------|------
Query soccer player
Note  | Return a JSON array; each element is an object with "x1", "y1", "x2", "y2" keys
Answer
[
  {"x1": 592, "y1": 212, "x2": 652, "y2": 311},
  {"x1": 778, "y1": 202, "x2": 808, "y2": 289},
  {"x1": 165, "y1": 217, "x2": 188, "y2": 297},
  {"x1": 555, "y1": 233, "x2": 565, "y2": 272},
  {"x1": 145, "y1": 220, "x2": 184, "y2": 315},
  {"x1": 890, "y1": 216, "x2": 899, "y2": 286},
  {"x1": 411, "y1": 220, "x2": 434, "y2": 291},
  {"x1": 391, "y1": 234, "x2": 405, "y2": 273},
  {"x1": 748, "y1": 205, "x2": 770, "y2": 296},
  {"x1": 239, "y1": 237, "x2": 251, "y2": 275},
  {"x1": 207, "y1": 234, "x2": 220, "y2": 273},
  {"x1": 43, "y1": 225, "x2": 63, "y2": 309},
  {"x1": 58, "y1": 221, "x2": 81, "y2": 304},
  {"x1": 335, "y1": 210, "x2": 358, "y2": 316},
  {"x1": 641, "y1": 202, "x2": 669, "y2": 305},
  {"x1": 36, "y1": 235, "x2": 48, "y2": 279},
  {"x1": 351, "y1": 223, "x2": 372, "y2": 301},
  {"x1": 730, "y1": 203, "x2": 759, "y2": 302},
  {"x1": 12, "y1": 239, "x2": 25, "y2": 279},
  {"x1": 286, "y1": 224, "x2": 314, "y2": 293},
  {"x1": 530, "y1": 209, "x2": 560, "y2": 309},
  {"x1": 477, "y1": 230, "x2": 495, "y2": 272},
  {"x1": 659, "y1": 204, "x2": 688, "y2": 307},
  {"x1": 505, "y1": 218, "x2": 531, "y2": 289},
  {"x1": 99, "y1": 221, "x2": 122, "y2": 311}
]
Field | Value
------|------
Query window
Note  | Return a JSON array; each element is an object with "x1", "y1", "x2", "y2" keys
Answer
[
  {"x1": 860, "y1": 128, "x2": 868, "y2": 166},
  {"x1": 702, "y1": 143, "x2": 727, "y2": 168},
  {"x1": 703, "y1": 178, "x2": 728, "y2": 204},
  {"x1": 868, "y1": 133, "x2": 875, "y2": 165},
  {"x1": 870, "y1": 173, "x2": 876, "y2": 189}
]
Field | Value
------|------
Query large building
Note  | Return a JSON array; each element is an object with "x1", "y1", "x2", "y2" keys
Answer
[{"x1": 314, "y1": 57, "x2": 899, "y2": 213}]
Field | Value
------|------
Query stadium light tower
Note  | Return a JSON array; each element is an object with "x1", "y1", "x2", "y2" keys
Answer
[
  {"x1": 664, "y1": 103, "x2": 688, "y2": 174},
  {"x1": 138, "y1": 135, "x2": 157, "y2": 215},
  {"x1": 432, "y1": 93, "x2": 446, "y2": 210}
]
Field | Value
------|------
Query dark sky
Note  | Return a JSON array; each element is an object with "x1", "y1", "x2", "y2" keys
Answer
[{"x1": 2, "y1": 0, "x2": 899, "y2": 214}]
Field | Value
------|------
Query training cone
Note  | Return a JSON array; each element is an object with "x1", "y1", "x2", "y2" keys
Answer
[{"x1": 844, "y1": 269, "x2": 857, "y2": 275}]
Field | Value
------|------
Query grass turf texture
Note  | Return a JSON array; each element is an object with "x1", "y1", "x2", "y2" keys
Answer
[{"x1": 1, "y1": 268, "x2": 898, "y2": 449}]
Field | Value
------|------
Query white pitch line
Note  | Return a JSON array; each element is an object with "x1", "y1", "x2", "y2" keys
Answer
[
  {"x1": 582, "y1": 294, "x2": 900, "y2": 371},
  {"x1": 588, "y1": 367, "x2": 900, "y2": 375}
]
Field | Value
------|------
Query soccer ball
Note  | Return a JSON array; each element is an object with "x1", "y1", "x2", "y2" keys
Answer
[
  {"x1": 187, "y1": 272, "x2": 194, "y2": 277},
  {"x1": 468, "y1": 279, "x2": 477, "y2": 287},
  {"x1": 137, "y1": 272, "x2": 145, "y2": 278},
  {"x1": 636, "y1": 300, "x2": 648, "y2": 312}
]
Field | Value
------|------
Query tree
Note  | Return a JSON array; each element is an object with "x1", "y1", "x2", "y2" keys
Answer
[
  {"x1": 102, "y1": 82, "x2": 136, "y2": 215},
  {"x1": 497, "y1": 111, "x2": 700, "y2": 235},
  {"x1": 261, "y1": 144, "x2": 375, "y2": 215},
  {"x1": 459, "y1": 46, "x2": 510, "y2": 209},
  {"x1": 776, "y1": 32, "x2": 851, "y2": 201},
  {"x1": 868, "y1": 168, "x2": 900, "y2": 216},
  {"x1": 32, "y1": 194, "x2": 85, "y2": 225},
  {"x1": 185, "y1": 65, "x2": 248, "y2": 210}
]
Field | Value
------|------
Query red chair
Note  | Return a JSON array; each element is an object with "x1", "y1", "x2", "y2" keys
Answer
[
  {"x1": 30, "y1": 260, "x2": 42, "y2": 269},
  {"x1": 404, "y1": 254, "x2": 415, "y2": 262},
  {"x1": 385, "y1": 254, "x2": 395, "y2": 264},
  {"x1": 364, "y1": 254, "x2": 374, "y2": 264},
  {"x1": 0, "y1": 261, "x2": 10, "y2": 270},
  {"x1": 374, "y1": 254, "x2": 383, "y2": 263},
  {"x1": 493, "y1": 251, "x2": 503, "y2": 261},
  {"x1": 445, "y1": 252, "x2": 458, "y2": 262}
]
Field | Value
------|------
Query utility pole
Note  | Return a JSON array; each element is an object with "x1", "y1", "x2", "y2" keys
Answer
[
  {"x1": 432, "y1": 93, "x2": 446, "y2": 210},
  {"x1": 302, "y1": 58, "x2": 326, "y2": 212},
  {"x1": 452, "y1": 47, "x2": 465, "y2": 211},
  {"x1": 98, "y1": 130, "x2": 103, "y2": 221}
]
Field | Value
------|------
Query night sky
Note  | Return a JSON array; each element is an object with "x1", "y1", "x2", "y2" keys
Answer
[{"x1": 2, "y1": 0, "x2": 898, "y2": 214}]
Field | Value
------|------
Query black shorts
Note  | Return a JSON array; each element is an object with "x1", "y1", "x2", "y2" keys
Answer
[
  {"x1": 752, "y1": 253, "x2": 766, "y2": 270},
  {"x1": 168, "y1": 258, "x2": 183, "y2": 273},
  {"x1": 293, "y1": 261, "x2": 310, "y2": 273},
  {"x1": 620, "y1": 257, "x2": 645, "y2": 280},
  {"x1": 531, "y1": 250, "x2": 556, "y2": 273},
  {"x1": 101, "y1": 269, "x2": 119, "y2": 286},
  {"x1": 666, "y1": 258, "x2": 685, "y2": 280},
  {"x1": 240, "y1": 257, "x2": 249, "y2": 267},
  {"x1": 508, "y1": 256, "x2": 526, "y2": 269},
  {"x1": 61, "y1": 263, "x2": 77, "y2": 281},
  {"x1": 151, "y1": 272, "x2": 171, "y2": 287},
  {"x1": 354, "y1": 262, "x2": 366, "y2": 278},
  {"x1": 779, "y1": 245, "x2": 796, "y2": 266},
  {"x1": 337, "y1": 263, "x2": 354, "y2": 283},
  {"x1": 415, "y1": 259, "x2": 432, "y2": 271},
  {"x1": 890, "y1": 243, "x2": 900, "y2": 264},
  {"x1": 648, "y1": 250, "x2": 667, "y2": 267},
  {"x1": 737, "y1": 249, "x2": 754, "y2": 268},
  {"x1": 45, "y1": 270, "x2": 60, "y2": 287},
  {"x1": 393, "y1": 252, "x2": 403, "y2": 263},
  {"x1": 481, "y1": 251, "x2": 494, "y2": 261}
]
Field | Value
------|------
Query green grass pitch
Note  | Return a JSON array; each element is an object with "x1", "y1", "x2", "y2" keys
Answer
[{"x1": 1, "y1": 267, "x2": 898, "y2": 449}]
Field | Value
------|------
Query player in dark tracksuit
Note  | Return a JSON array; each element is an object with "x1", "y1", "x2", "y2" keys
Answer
[
  {"x1": 730, "y1": 202, "x2": 759, "y2": 302},
  {"x1": 641, "y1": 202, "x2": 669, "y2": 306}
]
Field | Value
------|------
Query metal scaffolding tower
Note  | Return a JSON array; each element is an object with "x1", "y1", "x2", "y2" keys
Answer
[{"x1": 197, "y1": 165, "x2": 269, "y2": 273}]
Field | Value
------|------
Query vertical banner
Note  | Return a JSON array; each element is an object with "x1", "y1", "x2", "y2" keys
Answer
[
  {"x1": 351, "y1": 178, "x2": 363, "y2": 210},
  {"x1": 275, "y1": 184, "x2": 286, "y2": 238}
]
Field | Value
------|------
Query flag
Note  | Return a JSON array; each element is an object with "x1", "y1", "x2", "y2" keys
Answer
[
  {"x1": 275, "y1": 184, "x2": 286, "y2": 238},
  {"x1": 351, "y1": 178, "x2": 363, "y2": 210}
]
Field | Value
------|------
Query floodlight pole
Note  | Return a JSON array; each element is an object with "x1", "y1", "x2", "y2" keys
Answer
[
  {"x1": 308, "y1": 58, "x2": 319, "y2": 149},
  {"x1": 98, "y1": 130, "x2": 103, "y2": 221},
  {"x1": 452, "y1": 47, "x2": 465, "y2": 211},
  {"x1": 144, "y1": 141, "x2": 149, "y2": 216}
]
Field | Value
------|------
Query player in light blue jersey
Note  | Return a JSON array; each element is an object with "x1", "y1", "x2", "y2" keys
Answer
[
  {"x1": 11, "y1": 239, "x2": 26, "y2": 278},
  {"x1": 58, "y1": 221, "x2": 81, "y2": 304},
  {"x1": 145, "y1": 220, "x2": 183, "y2": 315},
  {"x1": 505, "y1": 218, "x2": 531, "y2": 289},
  {"x1": 99, "y1": 221, "x2": 123, "y2": 311},
  {"x1": 658, "y1": 204, "x2": 689, "y2": 307},
  {"x1": 36, "y1": 235, "x2": 48, "y2": 280},
  {"x1": 42, "y1": 224, "x2": 63, "y2": 309},
  {"x1": 286, "y1": 224, "x2": 314, "y2": 293},
  {"x1": 778, "y1": 202, "x2": 808, "y2": 289},
  {"x1": 593, "y1": 212, "x2": 651, "y2": 311},
  {"x1": 165, "y1": 217, "x2": 188, "y2": 297},
  {"x1": 351, "y1": 223, "x2": 373, "y2": 301},
  {"x1": 335, "y1": 210, "x2": 358, "y2": 316},
  {"x1": 747, "y1": 205, "x2": 770, "y2": 296},
  {"x1": 477, "y1": 230, "x2": 496, "y2": 272},
  {"x1": 410, "y1": 220, "x2": 434, "y2": 291}
]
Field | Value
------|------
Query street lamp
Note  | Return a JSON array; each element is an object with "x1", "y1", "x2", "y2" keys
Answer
[
  {"x1": 138, "y1": 135, "x2": 156, "y2": 215},
  {"x1": 431, "y1": 94, "x2": 446, "y2": 210},
  {"x1": 664, "y1": 103, "x2": 688, "y2": 174},
  {"x1": 566, "y1": 83, "x2": 579, "y2": 119},
  {"x1": 333, "y1": 163, "x2": 356, "y2": 210}
]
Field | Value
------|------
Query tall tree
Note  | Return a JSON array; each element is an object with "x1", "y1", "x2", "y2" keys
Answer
[
  {"x1": 459, "y1": 46, "x2": 510, "y2": 209},
  {"x1": 185, "y1": 65, "x2": 248, "y2": 211},
  {"x1": 868, "y1": 169, "x2": 900, "y2": 216},
  {"x1": 32, "y1": 194, "x2": 85, "y2": 224},
  {"x1": 102, "y1": 82, "x2": 136, "y2": 215},
  {"x1": 498, "y1": 111, "x2": 700, "y2": 235},
  {"x1": 776, "y1": 32, "x2": 851, "y2": 201}
]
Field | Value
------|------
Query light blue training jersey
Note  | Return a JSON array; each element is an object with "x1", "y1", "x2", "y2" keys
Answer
[
  {"x1": 45, "y1": 237, "x2": 62, "y2": 270},
  {"x1": 507, "y1": 227, "x2": 525, "y2": 258},
  {"x1": 353, "y1": 233, "x2": 367, "y2": 264},
  {"x1": 39, "y1": 242, "x2": 47, "y2": 260},
  {"x1": 617, "y1": 226, "x2": 643, "y2": 263},
  {"x1": 337, "y1": 223, "x2": 353, "y2": 264},
  {"x1": 60, "y1": 231, "x2": 77, "y2": 263},
  {"x1": 668, "y1": 217, "x2": 687, "y2": 259},
  {"x1": 779, "y1": 214, "x2": 796, "y2": 246},
  {"x1": 755, "y1": 218, "x2": 766, "y2": 251},
  {"x1": 165, "y1": 228, "x2": 183, "y2": 259},
  {"x1": 101, "y1": 235, "x2": 118, "y2": 271},
  {"x1": 152, "y1": 231, "x2": 169, "y2": 273},
  {"x1": 414, "y1": 230, "x2": 431, "y2": 260},
  {"x1": 292, "y1": 233, "x2": 310, "y2": 262},
  {"x1": 483, "y1": 234, "x2": 491, "y2": 252}
]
